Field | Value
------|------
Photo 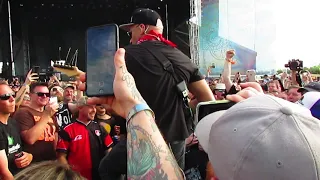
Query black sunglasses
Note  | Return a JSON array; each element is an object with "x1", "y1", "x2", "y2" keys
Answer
[
  {"x1": 0, "y1": 92, "x2": 15, "y2": 100},
  {"x1": 35, "y1": 92, "x2": 50, "y2": 97}
]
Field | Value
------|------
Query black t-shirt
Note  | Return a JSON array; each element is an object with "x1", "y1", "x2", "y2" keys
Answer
[
  {"x1": 227, "y1": 84, "x2": 239, "y2": 95},
  {"x1": 95, "y1": 115, "x2": 126, "y2": 137},
  {"x1": 0, "y1": 118, "x2": 23, "y2": 175},
  {"x1": 125, "y1": 41, "x2": 203, "y2": 141},
  {"x1": 55, "y1": 103, "x2": 74, "y2": 131}
]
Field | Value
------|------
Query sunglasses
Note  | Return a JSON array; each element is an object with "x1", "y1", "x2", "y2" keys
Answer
[
  {"x1": 35, "y1": 92, "x2": 50, "y2": 97},
  {"x1": 0, "y1": 92, "x2": 15, "y2": 100}
]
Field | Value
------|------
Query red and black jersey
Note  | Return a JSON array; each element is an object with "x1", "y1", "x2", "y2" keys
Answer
[{"x1": 56, "y1": 120, "x2": 113, "y2": 180}]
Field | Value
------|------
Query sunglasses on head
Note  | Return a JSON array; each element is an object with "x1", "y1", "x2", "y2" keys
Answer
[
  {"x1": 0, "y1": 92, "x2": 15, "y2": 100},
  {"x1": 35, "y1": 92, "x2": 50, "y2": 97}
]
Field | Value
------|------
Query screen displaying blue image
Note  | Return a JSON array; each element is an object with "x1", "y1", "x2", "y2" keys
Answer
[{"x1": 86, "y1": 24, "x2": 118, "y2": 96}]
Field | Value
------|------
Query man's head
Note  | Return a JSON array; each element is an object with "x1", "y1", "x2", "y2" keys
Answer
[
  {"x1": 214, "y1": 83, "x2": 226, "y2": 100},
  {"x1": 0, "y1": 82, "x2": 15, "y2": 114},
  {"x1": 29, "y1": 82, "x2": 50, "y2": 107},
  {"x1": 287, "y1": 85, "x2": 302, "y2": 103},
  {"x1": 267, "y1": 80, "x2": 280, "y2": 92},
  {"x1": 95, "y1": 104, "x2": 106, "y2": 115},
  {"x1": 196, "y1": 95, "x2": 320, "y2": 180},
  {"x1": 63, "y1": 85, "x2": 75, "y2": 103},
  {"x1": 50, "y1": 86, "x2": 64, "y2": 102},
  {"x1": 119, "y1": 8, "x2": 164, "y2": 44},
  {"x1": 77, "y1": 96, "x2": 96, "y2": 121}
]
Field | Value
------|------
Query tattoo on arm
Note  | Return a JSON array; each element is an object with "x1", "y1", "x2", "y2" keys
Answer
[
  {"x1": 120, "y1": 66, "x2": 146, "y2": 103},
  {"x1": 127, "y1": 111, "x2": 183, "y2": 180},
  {"x1": 15, "y1": 87, "x2": 27, "y2": 104}
]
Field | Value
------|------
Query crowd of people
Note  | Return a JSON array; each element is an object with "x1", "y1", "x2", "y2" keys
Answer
[{"x1": 0, "y1": 8, "x2": 320, "y2": 180}]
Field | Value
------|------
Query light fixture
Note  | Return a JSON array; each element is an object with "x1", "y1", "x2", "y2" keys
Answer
[{"x1": 19, "y1": 4, "x2": 23, "y2": 7}]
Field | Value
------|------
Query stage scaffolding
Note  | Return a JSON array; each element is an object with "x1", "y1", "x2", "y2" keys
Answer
[{"x1": 189, "y1": 0, "x2": 201, "y2": 66}]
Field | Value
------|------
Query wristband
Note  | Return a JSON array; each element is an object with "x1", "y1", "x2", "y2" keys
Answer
[{"x1": 126, "y1": 104, "x2": 155, "y2": 125}]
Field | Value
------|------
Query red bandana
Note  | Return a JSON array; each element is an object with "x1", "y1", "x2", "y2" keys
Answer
[{"x1": 137, "y1": 30, "x2": 177, "y2": 48}]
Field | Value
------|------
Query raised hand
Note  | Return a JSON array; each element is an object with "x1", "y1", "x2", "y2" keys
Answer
[
  {"x1": 25, "y1": 70, "x2": 39, "y2": 85},
  {"x1": 78, "y1": 48, "x2": 145, "y2": 118}
]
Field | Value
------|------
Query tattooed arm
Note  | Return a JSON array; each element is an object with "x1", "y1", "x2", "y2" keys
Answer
[
  {"x1": 127, "y1": 110, "x2": 184, "y2": 180},
  {"x1": 15, "y1": 84, "x2": 28, "y2": 108},
  {"x1": 79, "y1": 48, "x2": 184, "y2": 179}
]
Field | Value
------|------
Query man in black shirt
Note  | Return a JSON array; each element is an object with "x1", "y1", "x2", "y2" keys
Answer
[
  {"x1": 0, "y1": 82, "x2": 33, "y2": 179},
  {"x1": 51, "y1": 85, "x2": 78, "y2": 130},
  {"x1": 119, "y1": 8, "x2": 214, "y2": 168}
]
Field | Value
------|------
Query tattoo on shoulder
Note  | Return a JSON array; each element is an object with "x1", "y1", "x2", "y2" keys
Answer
[{"x1": 127, "y1": 116, "x2": 183, "y2": 180}]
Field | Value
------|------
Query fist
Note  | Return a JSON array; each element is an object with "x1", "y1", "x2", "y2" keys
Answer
[
  {"x1": 226, "y1": 50, "x2": 235, "y2": 59},
  {"x1": 44, "y1": 102, "x2": 59, "y2": 116}
]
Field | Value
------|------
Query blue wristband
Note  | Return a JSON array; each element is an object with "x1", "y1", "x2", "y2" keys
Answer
[{"x1": 126, "y1": 104, "x2": 154, "y2": 123}]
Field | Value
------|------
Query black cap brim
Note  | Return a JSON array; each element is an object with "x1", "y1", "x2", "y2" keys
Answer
[
  {"x1": 119, "y1": 23, "x2": 135, "y2": 32},
  {"x1": 298, "y1": 87, "x2": 313, "y2": 93}
]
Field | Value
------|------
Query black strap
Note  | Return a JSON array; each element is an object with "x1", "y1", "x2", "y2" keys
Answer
[{"x1": 139, "y1": 42, "x2": 180, "y2": 83}]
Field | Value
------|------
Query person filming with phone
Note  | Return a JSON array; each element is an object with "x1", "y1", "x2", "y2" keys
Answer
[{"x1": 14, "y1": 82, "x2": 59, "y2": 163}]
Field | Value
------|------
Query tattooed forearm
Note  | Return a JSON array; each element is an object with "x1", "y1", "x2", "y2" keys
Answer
[
  {"x1": 15, "y1": 86, "x2": 27, "y2": 105},
  {"x1": 127, "y1": 110, "x2": 183, "y2": 180},
  {"x1": 120, "y1": 66, "x2": 146, "y2": 103}
]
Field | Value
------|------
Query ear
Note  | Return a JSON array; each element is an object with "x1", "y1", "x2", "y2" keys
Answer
[{"x1": 138, "y1": 24, "x2": 146, "y2": 34}]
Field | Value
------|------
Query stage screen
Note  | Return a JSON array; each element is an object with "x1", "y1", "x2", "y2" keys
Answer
[{"x1": 199, "y1": 0, "x2": 320, "y2": 75}]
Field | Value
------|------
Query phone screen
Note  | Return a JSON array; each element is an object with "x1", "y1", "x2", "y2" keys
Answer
[
  {"x1": 197, "y1": 101, "x2": 235, "y2": 122},
  {"x1": 49, "y1": 97, "x2": 58, "y2": 104},
  {"x1": 86, "y1": 24, "x2": 119, "y2": 97},
  {"x1": 32, "y1": 66, "x2": 40, "y2": 75}
]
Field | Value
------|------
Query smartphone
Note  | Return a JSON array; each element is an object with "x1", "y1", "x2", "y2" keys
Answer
[
  {"x1": 195, "y1": 100, "x2": 235, "y2": 123},
  {"x1": 86, "y1": 24, "x2": 119, "y2": 97},
  {"x1": 32, "y1": 66, "x2": 40, "y2": 75},
  {"x1": 49, "y1": 96, "x2": 58, "y2": 104},
  {"x1": 246, "y1": 69, "x2": 256, "y2": 82}
]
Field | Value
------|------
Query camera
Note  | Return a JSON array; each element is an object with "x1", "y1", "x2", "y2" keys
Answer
[
  {"x1": 284, "y1": 59, "x2": 303, "y2": 71},
  {"x1": 39, "y1": 67, "x2": 54, "y2": 82},
  {"x1": 32, "y1": 66, "x2": 54, "y2": 82}
]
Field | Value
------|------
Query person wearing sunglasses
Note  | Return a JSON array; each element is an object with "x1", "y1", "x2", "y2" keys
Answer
[
  {"x1": 0, "y1": 82, "x2": 33, "y2": 180},
  {"x1": 14, "y1": 82, "x2": 59, "y2": 163}
]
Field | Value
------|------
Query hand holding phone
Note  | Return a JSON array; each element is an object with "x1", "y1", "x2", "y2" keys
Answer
[{"x1": 195, "y1": 100, "x2": 235, "y2": 123}]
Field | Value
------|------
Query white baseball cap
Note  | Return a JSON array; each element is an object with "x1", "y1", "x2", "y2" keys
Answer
[
  {"x1": 214, "y1": 83, "x2": 226, "y2": 91},
  {"x1": 196, "y1": 94, "x2": 320, "y2": 180},
  {"x1": 298, "y1": 91, "x2": 320, "y2": 120}
]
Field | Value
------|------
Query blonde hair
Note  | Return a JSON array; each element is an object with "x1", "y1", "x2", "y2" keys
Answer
[{"x1": 14, "y1": 161, "x2": 85, "y2": 180}]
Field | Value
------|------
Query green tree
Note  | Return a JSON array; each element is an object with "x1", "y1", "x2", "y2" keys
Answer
[
  {"x1": 276, "y1": 69, "x2": 283, "y2": 74},
  {"x1": 308, "y1": 65, "x2": 320, "y2": 74}
]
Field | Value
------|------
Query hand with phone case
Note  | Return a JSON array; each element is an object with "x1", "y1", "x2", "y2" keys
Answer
[
  {"x1": 79, "y1": 48, "x2": 144, "y2": 118},
  {"x1": 24, "y1": 69, "x2": 39, "y2": 85}
]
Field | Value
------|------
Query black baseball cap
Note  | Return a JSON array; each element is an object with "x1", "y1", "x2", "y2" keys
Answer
[
  {"x1": 119, "y1": 8, "x2": 163, "y2": 31},
  {"x1": 298, "y1": 82, "x2": 320, "y2": 92}
]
